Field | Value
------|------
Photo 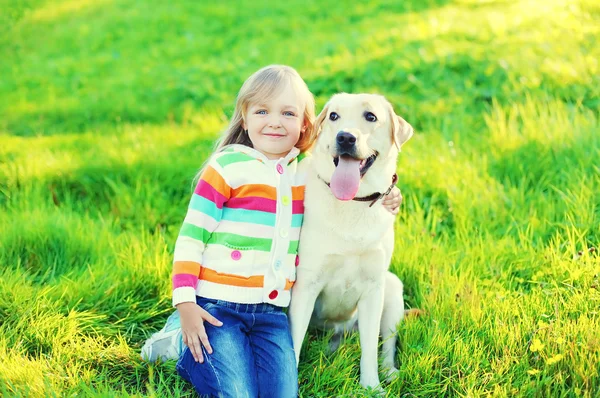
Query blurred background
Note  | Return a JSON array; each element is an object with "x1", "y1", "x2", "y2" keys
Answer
[{"x1": 1, "y1": 0, "x2": 599, "y2": 396}]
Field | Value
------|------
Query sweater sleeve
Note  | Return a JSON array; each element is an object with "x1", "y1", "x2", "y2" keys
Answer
[{"x1": 172, "y1": 157, "x2": 231, "y2": 306}]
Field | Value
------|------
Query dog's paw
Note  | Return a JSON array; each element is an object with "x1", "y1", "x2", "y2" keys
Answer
[
  {"x1": 360, "y1": 375, "x2": 382, "y2": 391},
  {"x1": 384, "y1": 366, "x2": 399, "y2": 383},
  {"x1": 363, "y1": 384, "x2": 386, "y2": 396}
]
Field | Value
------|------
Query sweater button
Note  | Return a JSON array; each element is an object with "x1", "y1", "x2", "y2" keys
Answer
[
  {"x1": 282, "y1": 195, "x2": 290, "y2": 206},
  {"x1": 280, "y1": 229, "x2": 288, "y2": 238},
  {"x1": 269, "y1": 290, "x2": 278, "y2": 300},
  {"x1": 274, "y1": 260, "x2": 282, "y2": 270},
  {"x1": 231, "y1": 250, "x2": 241, "y2": 261},
  {"x1": 276, "y1": 164, "x2": 284, "y2": 174},
  {"x1": 295, "y1": 255, "x2": 300, "y2": 266}
]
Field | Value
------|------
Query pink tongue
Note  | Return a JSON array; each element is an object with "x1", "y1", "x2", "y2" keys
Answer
[{"x1": 330, "y1": 156, "x2": 361, "y2": 200}]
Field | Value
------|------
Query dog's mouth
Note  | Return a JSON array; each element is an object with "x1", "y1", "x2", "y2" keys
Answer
[
  {"x1": 329, "y1": 151, "x2": 378, "y2": 201},
  {"x1": 333, "y1": 151, "x2": 378, "y2": 177}
]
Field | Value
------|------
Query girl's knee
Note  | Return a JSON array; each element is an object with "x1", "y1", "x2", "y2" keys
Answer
[
  {"x1": 259, "y1": 362, "x2": 298, "y2": 397},
  {"x1": 177, "y1": 345, "x2": 258, "y2": 397},
  {"x1": 266, "y1": 378, "x2": 298, "y2": 398}
]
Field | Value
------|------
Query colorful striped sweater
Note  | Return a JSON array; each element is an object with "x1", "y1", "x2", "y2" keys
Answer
[{"x1": 172, "y1": 144, "x2": 309, "y2": 307}]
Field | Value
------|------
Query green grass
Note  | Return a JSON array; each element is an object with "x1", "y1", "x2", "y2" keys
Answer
[{"x1": 1, "y1": 0, "x2": 599, "y2": 396}]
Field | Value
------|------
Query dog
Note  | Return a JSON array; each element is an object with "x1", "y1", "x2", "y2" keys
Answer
[{"x1": 288, "y1": 93, "x2": 413, "y2": 390}]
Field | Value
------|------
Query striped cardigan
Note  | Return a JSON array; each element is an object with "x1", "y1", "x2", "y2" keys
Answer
[{"x1": 172, "y1": 144, "x2": 309, "y2": 307}]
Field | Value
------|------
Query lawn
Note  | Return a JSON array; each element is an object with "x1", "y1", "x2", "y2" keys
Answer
[{"x1": 1, "y1": 0, "x2": 599, "y2": 396}]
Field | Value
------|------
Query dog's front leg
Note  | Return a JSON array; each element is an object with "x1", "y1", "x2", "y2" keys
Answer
[
  {"x1": 357, "y1": 278, "x2": 385, "y2": 389},
  {"x1": 289, "y1": 273, "x2": 321, "y2": 364}
]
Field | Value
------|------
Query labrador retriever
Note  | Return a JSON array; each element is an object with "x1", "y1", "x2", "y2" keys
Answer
[{"x1": 289, "y1": 93, "x2": 413, "y2": 390}]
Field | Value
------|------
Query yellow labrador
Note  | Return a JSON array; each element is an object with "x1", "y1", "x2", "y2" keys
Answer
[{"x1": 289, "y1": 93, "x2": 413, "y2": 390}]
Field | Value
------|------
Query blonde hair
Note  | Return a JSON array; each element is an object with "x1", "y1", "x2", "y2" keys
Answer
[{"x1": 215, "y1": 65, "x2": 316, "y2": 153}]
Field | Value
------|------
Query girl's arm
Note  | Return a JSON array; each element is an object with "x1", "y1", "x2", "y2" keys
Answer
[
  {"x1": 382, "y1": 186, "x2": 402, "y2": 215},
  {"x1": 172, "y1": 159, "x2": 231, "y2": 363},
  {"x1": 172, "y1": 163, "x2": 230, "y2": 305}
]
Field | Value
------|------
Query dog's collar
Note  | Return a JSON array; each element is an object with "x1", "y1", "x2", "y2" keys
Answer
[{"x1": 319, "y1": 173, "x2": 398, "y2": 207}]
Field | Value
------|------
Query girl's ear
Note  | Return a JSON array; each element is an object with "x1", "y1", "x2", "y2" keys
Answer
[{"x1": 241, "y1": 107, "x2": 248, "y2": 130}]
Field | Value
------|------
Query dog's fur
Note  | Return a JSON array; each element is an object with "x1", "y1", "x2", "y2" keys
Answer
[{"x1": 289, "y1": 93, "x2": 413, "y2": 390}]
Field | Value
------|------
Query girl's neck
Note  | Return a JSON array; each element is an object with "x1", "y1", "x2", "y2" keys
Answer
[{"x1": 228, "y1": 144, "x2": 299, "y2": 162}]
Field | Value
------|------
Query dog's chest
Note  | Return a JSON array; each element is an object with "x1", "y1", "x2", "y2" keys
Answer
[
  {"x1": 313, "y1": 255, "x2": 382, "y2": 321},
  {"x1": 303, "y1": 180, "x2": 393, "y2": 251}
]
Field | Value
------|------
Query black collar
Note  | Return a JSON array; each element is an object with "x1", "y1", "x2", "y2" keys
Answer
[{"x1": 319, "y1": 173, "x2": 398, "y2": 207}]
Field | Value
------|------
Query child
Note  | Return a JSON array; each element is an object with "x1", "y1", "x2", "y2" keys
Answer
[{"x1": 141, "y1": 65, "x2": 403, "y2": 397}]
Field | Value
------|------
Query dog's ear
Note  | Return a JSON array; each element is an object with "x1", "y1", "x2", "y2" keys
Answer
[
  {"x1": 389, "y1": 104, "x2": 413, "y2": 150},
  {"x1": 314, "y1": 102, "x2": 330, "y2": 136}
]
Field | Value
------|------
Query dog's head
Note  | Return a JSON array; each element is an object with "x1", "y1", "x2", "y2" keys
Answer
[{"x1": 312, "y1": 93, "x2": 413, "y2": 201}]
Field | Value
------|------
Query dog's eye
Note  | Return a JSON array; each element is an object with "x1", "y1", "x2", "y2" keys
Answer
[
  {"x1": 329, "y1": 112, "x2": 339, "y2": 121},
  {"x1": 364, "y1": 112, "x2": 377, "y2": 122}
]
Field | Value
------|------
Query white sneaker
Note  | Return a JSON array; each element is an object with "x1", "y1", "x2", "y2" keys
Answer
[{"x1": 141, "y1": 310, "x2": 184, "y2": 362}]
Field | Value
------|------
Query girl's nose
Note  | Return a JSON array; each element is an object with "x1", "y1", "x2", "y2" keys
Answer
[{"x1": 268, "y1": 115, "x2": 282, "y2": 128}]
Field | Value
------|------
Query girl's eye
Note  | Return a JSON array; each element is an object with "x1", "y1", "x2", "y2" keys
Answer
[
  {"x1": 364, "y1": 112, "x2": 377, "y2": 122},
  {"x1": 284, "y1": 111, "x2": 296, "y2": 117},
  {"x1": 256, "y1": 110, "x2": 267, "y2": 115},
  {"x1": 329, "y1": 112, "x2": 339, "y2": 121}
]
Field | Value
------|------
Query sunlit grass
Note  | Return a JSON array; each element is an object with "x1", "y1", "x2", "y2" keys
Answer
[
  {"x1": 1, "y1": 0, "x2": 599, "y2": 396},
  {"x1": 27, "y1": 0, "x2": 109, "y2": 23}
]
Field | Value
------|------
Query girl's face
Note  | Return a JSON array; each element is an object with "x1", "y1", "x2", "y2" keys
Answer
[{"x1": 243, "y1": 83, "x2": 306, "y2": 160}]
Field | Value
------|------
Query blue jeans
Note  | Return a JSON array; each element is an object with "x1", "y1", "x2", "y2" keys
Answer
[{"x1": 176, "y1": 297, "x2": 298, "y2": 398}]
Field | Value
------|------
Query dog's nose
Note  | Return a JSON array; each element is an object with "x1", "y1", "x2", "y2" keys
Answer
[{"x1": 336, "y1": 132, "x2": 356, "y2": 152}]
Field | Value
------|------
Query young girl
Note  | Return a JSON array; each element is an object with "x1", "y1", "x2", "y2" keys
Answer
[{"x1": 142, "y1": 65, "x2": 402, "y2": 397}]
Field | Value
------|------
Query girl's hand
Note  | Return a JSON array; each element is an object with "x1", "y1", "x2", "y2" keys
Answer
[
  {"x1": 382, "y1": 186, "x2": 402, "y2": 215},
  {"x1": 176, "y1": 301, "x2": 223, "y2": 363}
]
